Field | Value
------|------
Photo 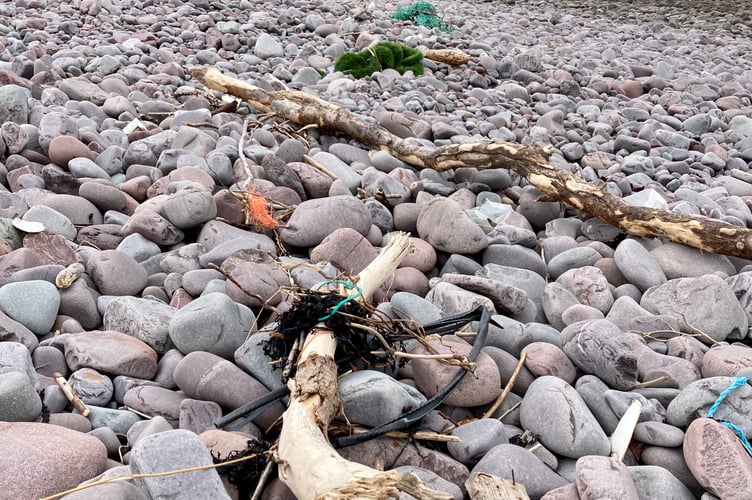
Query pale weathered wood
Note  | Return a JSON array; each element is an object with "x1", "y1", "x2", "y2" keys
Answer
[
  {"x1": 465, "y1": 472, "x2": 530, "y2": 500},
  {"x1": 190, "y1": 65, "x2": 752, "y2": 259},
  {"x1": 423, "y1": 48, "x2": 471, "y2": 65},
  {"x1": 274, "y1": 233, "x2": 452, "y2": 499},
  {"x1": 55, "y1": 262, "x2": 85, "y2": 289},
  {"x1": 53, "y1": 372, "x2": 89, "y2": 417}
]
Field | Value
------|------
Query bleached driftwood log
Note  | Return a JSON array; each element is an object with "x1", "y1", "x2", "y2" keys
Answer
[
  {"x1": 189, "y1": 65, "x2": 752, "y2": 259},
  {"x1": 274, "y1": 233, "x2": 452, "y2": 499}
]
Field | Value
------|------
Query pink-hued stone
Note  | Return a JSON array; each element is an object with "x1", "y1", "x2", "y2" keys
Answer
[
  {"x1": 684, "y1": 417, "x2": 752, "y2": 500},
  {"x1": 523, "y1": 341, "x2": 577, "y2": 384},
  {"x1": 410, "y1": 339, "x2": 500, "y2": 407},
  {"x1": 0, "y1": 422, "x2": 107, "y2": 500}
]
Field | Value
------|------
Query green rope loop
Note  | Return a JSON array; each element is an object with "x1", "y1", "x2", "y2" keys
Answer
[{"x1": 314, "y1": 280, "x2": 363, "y2": 321}]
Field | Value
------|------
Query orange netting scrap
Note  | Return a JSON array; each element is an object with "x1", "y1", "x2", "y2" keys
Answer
[{"x1": 244, "y1": 185, "x2": 279, "y2": 230}]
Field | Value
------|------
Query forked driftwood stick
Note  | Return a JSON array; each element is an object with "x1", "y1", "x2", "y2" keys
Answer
[
  {"x1": 189, "y1": 65, "x2": 752, "y2": 259},
  {"x1": 275, "y1": 233, "x2": 452, "y2": 499}
]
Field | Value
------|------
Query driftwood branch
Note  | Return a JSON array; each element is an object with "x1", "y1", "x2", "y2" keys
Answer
[
  {"x1": 189, "y1": 65, "x2": 752, "y2": 259},
  {"x1": 54, "y1": 372, "x2": 89, "y2": 417},
  {"x1": 273, "y1": 233, "x2": 453, "y2": 499}
]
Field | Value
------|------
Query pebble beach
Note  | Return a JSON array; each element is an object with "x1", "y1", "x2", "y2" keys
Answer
[{"x1": 2, "y1": 0, "x2": 752, "y2": 498}]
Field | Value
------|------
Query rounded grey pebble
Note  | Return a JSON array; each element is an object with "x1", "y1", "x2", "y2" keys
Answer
[
  {"x1": 389, "y1": 291, "x2": 444, "y2": 325},
  {"x1": 88, "y1": 426, "x2": 123, "y2": 459},
  {"x1": 520, "y1": 375, "x2": 610, "y2": 458},
  {"x1": 472, "y1": 444, "x2": 568, "y2": 498},
  {"x1": 633, "y1": 421, "x2": 685, "y2": 447},
  {"x1": 168, "y1": 292, "x2": 255, "y2": 358},
  {"x1": 161, "y1": 187, "x2": 218, "y2": 229},
  {"x1": 234, "y1": 330, "x2": 285, "y2": 391},
  {"x1": 68, "y1": 367, "x2": 115, "y2": 406},
  {"x1": 0, "y1": 280, "x2": 60, "y2": 335},
  {"x1": 22, "y1": 205, "x2": 77, "y2": 240},
  {"x1": 339, "y1": 370, "x2": 427, "y2": 428},
  {"x1": 42, "y1": 384, "x2": 69, "y2": 414},
  {"x1": 547, "y1": 246, "x2": 602, "y2": 280},
  {"x1": 448, "y1": 418, "x2": 509, "y2": 465},
  {"x1": 32, "y1": 345, "x2": 68, "y2": 378},
  {"x1": 0, "y1": 371, "x2": 42, "y2": 421},
  {"x1": 68, "y1": 157, "x2": 111, "y2": 179},
  {"x1": 116, "y1": 233, "x2": 162, "y2": 262},
  {"x1": 614, "y1": 238, "x2": 667, "y2": 292}
]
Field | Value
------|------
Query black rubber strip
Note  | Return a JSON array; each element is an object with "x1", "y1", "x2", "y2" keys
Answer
[
  {"x1": 214, "y1": 306, "x2": 490, "y2": 436},
  {"x1": 215, "y1": 385, "x2": 289, "y2": 429},
  {"x1": 332, "y1": 305, "x2": 491, "y2": 448}
]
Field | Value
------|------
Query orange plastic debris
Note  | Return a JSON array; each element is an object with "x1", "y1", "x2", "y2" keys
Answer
[{"x1": 245, "y1": 185, "x2": 279, "y2": 230}]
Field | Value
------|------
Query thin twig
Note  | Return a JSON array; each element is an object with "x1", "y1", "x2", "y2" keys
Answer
[
  {"x1": 331, "y1": 426, "x2": 461, "y2": 443},
  {"x1": 347, "y1": 322, "x2": 393, "y2": 352},
  {"x1": 38, "y1": 452, "x2": 266, "y2": 500},
  {"x1": 121, "y1": 406, "x2": 153, "y2": 420},
  {"x1": 387, "y1": 351, "x2": 475, "y2": 367},
  {"x1": 239, "y1": 117, "x2": 254, "y2": 184},
  {"x1": 181, "y1": 121, "x2": 219, "y2": 129},
  {"x1": 282, "y1": 334, "x2": 301, "y2": 382},
  {"x1": 482, "y1": 350, "x2": 527, "y2": 419},
  {"x1": 303, "y1": 154, "x2": 338, "y2": 179},
  {"x1": 635, "y1": 313, "x2": 721, "y2": 346},
  {"x1": 497, "y1": 400, "x2": 522, "y2": 421},
  {"x1": 53, "y1": 372, "x2": 89, "y2": 417},
  {"x1": 633, "y1": 375, "x2": 671, "y2": 389},
  {"x1": 677, "y1": 312, "x2": 721, "y2": 345}
]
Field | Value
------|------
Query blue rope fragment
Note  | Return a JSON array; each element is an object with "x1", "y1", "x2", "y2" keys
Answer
[
  {"x1": 719, "y1": 421, "x2": 752, "y2": 457},
  {"x1": 707, "y1": 376, "x2": 748, "y2": 418},
  {"x1": 706, "y1": 376, "x2": 752, "y2": 457},
  {"x1": 314, "y1": 280, "x2": 363, "y2": 322}
]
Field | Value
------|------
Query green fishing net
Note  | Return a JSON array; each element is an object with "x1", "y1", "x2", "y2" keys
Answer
[
  {"x1": 334, "y1": 41, "x2": 425, "y2": 79},
  {"x1": 391, "y1": 1, "x2": 452, "y2": 31}
]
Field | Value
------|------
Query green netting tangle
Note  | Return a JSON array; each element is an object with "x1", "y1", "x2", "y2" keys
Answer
[{"x1": 391, "y1": 1, "x2": 452, "y2": 31}]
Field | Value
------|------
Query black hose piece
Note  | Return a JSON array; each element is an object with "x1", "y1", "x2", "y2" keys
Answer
[
  {"x1": 332, "y1": 305, "x2": 491, "y2": 448},
  {"x1": 215, "y1": 385, "x2": 289, "y2": 430},
  {"x1": 214, "y1": 306, "x2": 491, "y2": 436}
]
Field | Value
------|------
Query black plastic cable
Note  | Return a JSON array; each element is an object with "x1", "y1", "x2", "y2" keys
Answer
[
  {"x1": 332, "y1": 305, "x2": 491, "y2": 448},
  {"x1": 214, "y1": 306, "x2": 490, "y2": 437},
  {"x1": 215, "y1": 385, "x2": 289, "y2": 429}
]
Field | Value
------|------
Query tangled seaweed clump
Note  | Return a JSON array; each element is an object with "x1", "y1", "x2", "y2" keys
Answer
[{"x1": 334, "y1": 41, "x2": 425, "y2": 78}]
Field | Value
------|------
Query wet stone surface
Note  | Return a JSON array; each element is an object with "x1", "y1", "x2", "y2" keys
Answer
[{"x1": 2, "y1": 0, "x2": 752, "y2": 497}]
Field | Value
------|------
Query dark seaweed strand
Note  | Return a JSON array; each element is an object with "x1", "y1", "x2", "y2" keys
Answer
[{"x1": 212, "y1": 439, "x2": 272, "y2": 500}]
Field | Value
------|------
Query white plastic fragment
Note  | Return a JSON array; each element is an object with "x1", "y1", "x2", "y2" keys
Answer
[
  {"x1": 610, "y1": 400, "x2": 642, "y2": 461},
  {"x1": 11, "y1": 218, "x2": 45, "y2": 233}
]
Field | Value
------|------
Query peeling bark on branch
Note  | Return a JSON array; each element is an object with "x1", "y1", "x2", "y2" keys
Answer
[{"x1": 190, "y1": 65, "x2": 752, "y2": 260}]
